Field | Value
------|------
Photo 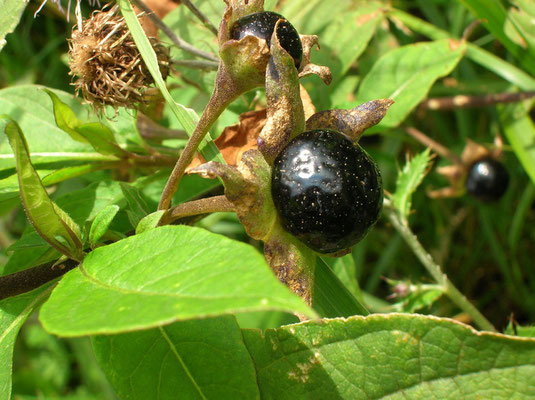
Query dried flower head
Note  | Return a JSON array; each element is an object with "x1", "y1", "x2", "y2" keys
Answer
[{"x1": 68, "y1": 5, "x2": 170, "y2": 111}]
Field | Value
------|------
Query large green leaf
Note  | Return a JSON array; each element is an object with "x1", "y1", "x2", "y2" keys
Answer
[
  {"x1": 243, "y1": 314, "x2": 535, "y2": 399},
  {"x1": 0, "y1": 286, "x2": 52, "y2": 400},
  {"x1": 92, "y1": 316, "x2": 259, "y2": 400},
  {"x1": 0, "y1": 0, "x2": 27, "y2": 52},
  {"x1": 2, "y1": 116, "x2": 83, "y2": 261},
  {"x1": 356, "y1": 39, "x2": 466, "y2": 128},
  {"x1": 39, "y1": 225, "x2": 315, "y2": 336},
  {"x1": 312, "y1": 3, "x2": 384, "y2": 79}
]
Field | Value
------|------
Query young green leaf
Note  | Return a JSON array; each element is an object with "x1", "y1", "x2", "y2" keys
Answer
[
  {"x1": 242, "y1": 313, "x2": 535, "y2": 399},
  {"x1": 2, "y1": 116, "x2": 83, "y2": 261},
  {"x1": 92, "y1": 316, "x2": 259, "y2": 400},
  {"x1": 0, "y1": 286, "x2": 52, "y2": 400},
  {"x1": 89, "y1": 205, "x2": 121, "y2": 248},
  {"x1": 135, "y1": 210, "x2": 165, "y2": 235},
  {"x1": 356, "y1": 39, "x2": 466, "y2": 127},
  {"x1": 45, "y1": 89, "x2": 128, "y2": 157},
  {"x1": 39, "y1": 225, "x2": 316, "y2": 336},
  {"x1": 392, "y1": 149, "x2": 432, "y2": 220}
]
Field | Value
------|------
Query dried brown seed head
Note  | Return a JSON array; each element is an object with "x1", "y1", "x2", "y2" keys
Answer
[{"x1": 68, "y1": 5, "x2": 169, "y2": 112}]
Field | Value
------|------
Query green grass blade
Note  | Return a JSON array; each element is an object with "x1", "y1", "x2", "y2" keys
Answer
[{"x1": 117, "y1": 0, "x2": 224, "y2": 163}]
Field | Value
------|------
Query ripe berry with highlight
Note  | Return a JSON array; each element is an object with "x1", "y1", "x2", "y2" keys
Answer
[
  {"x1": 271, "y1": 129, "x2": 383, "y2": 254},
  {"x1": 465, "y1": 157, "x2": 509, "y2": 201}
]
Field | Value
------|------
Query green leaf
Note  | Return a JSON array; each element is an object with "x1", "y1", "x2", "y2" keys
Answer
[
  {"x1": 39, "y1": 225, "x2": 315, "y2": 336},
  {"x1": 89, "y1": 205, "x2": 120, "y2": 248},
  {"x1": 135, "y1": 210, "x2": 165, "y2": 234},
  {"x1": 243, "y1": 313, "x2": 535, "y2": 399},
  {"x1": 45, "y1": 89, "x2": 127, "y2": 157},
  {"x1": 92, "y1": 316, "x2": 259, "y2": 400},
  {"x1": 498, "y1": 100, "x2": 535, "y2": 185},
  {"x1": 43, "y1": 89, "x2": 89, "y2": 143},
  {"x1": 119, "y1": 182, "x2": 149, "y2": 228},
  {"x1": 388, "y1": 9, "x2": 535, "y2": 91},
  {"x1": 2, "y1": 116, "x2": 83, "y2": 261},
  {"x1": 356, "y1": 39, "x2": 466, "y2": 128},
  {"x1": 117, "y1": 0, "x2": 224, "y2": 164},
  {"x1": 313, "y1": 3, "x2": 383, "y2": 79},
  {"x1": 0, "y1": 0, "x2": 27, "y2": 51},
  {"x1": 504, "y1": 0, "x2": 535, "y2": 52},
  {"x1": 314, "y1": 257, "x2": 369, "y2": 318},
  {"x1": 3, "y1": 180, "x2": 128, "y2": 275},
  {"x1": 505, "y1": 322, "x2": 535, "y2": 338},
  {"x1": 392, "y1": 149, "x2": 432, "y2": 220},
  {"x1": 0, "y1": 85, "x2": 117, "y2": 175},
  {"x1": 459, "y1": 0, "x2": 535, "y2": 75},
  {"x1": 0, "y1": 286, "x2": 52, "y2": 400}
]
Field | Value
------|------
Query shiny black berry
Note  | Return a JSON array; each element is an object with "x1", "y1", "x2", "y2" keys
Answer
[
  {"x1": 271, "y1": 129, "x2": 383, "y2": 253},
  {"x1": 230, "y1": 11, "x2": 303, "y2": 68},
  {"x1": 465, "y1": 157, "x2": 509, "y2": 202}
]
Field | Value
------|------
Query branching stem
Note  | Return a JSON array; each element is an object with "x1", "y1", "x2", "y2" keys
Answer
[
  {"x1": 131, "y1": 0, "x2": 218, "y2": 62},
  {"x1": 180, "y1": 0, "x2": 219, "y2": 36},
  {"x1": 383, "y1": 199, "x2": 496, "y2": 332}
]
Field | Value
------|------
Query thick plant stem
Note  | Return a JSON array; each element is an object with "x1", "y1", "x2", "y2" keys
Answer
[
  {"x1": 384, "y1": 200, "x2": 496, "y2": 332},
  {"x1": 161, "y1": 195, "x2": 235, "y2": 225},
  {"x1": 158, "y1": 66, "x2": 243, "y2": 210},
  {"x1": 0, "y1": 259, "x2": 79, "y2": 301}
]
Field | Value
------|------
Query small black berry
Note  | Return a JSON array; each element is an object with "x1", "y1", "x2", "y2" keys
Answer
[
  {"x1": 271, "y1": 129, "x2": 383, "y2": 253},
  {"x1": 230, "y1": 11, "x2": 303, "y2": 68},
  {"x1": 465, "y1": 157, "x2": 509, "y2": 201}
]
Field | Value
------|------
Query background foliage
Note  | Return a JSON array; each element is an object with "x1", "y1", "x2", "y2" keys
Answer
[{"x1": 1, "y1": 0, "x2": 535, "y2": 398}]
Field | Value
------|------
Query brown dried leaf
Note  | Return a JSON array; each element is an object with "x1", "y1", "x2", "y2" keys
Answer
[
  {"x1": 461, "y1": 139, "x2": 490, "y2": 166},
  {"x1": 258, "y1": 26, "x2": 305, "y2": 163},
  {"x1": 306, "y1": 99, "x2": 394, "y2": 141},
  {"x1": 188, "y1": 109, "x2": 266, "y2": 169}
]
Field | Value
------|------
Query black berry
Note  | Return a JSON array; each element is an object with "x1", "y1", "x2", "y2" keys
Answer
[
  {"x1": 271, "y1": 129, "x2": 383, "y2": 253},
  {"x1": 230, "y1": 11, "x2": 303, "y2": 68},
  {"x1": 465, "y1": 157, "x2": 509, "y2": 201}
]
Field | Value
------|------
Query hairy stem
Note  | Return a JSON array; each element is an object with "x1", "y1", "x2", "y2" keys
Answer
[
  {"x1": 0, "y1": 259, "x2": 79, "y2": 301},
  {"x1": 131, "y1": 0, "x2": 218, "y2": 62},
  {"x1": 158, "y1": 65, "x2": 242, "y2": 210},
  {"x1": 161, "y1": 195, "x2": 235, "y2": 225},
  {"x1": 384, "y1": 200, "x2": 496, "y2": 332}
]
